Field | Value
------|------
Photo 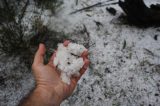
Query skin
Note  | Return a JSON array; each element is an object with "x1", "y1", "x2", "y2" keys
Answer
[{"x1": 19, "y1": 41, "x2": 90, "y2": 106}]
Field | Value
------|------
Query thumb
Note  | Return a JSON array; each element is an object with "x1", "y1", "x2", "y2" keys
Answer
[{"x1": 33, "y1": 43, "x2": 46, "y2": 66}]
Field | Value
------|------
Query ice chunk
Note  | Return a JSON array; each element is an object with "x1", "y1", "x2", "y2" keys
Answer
[
  {"x1": 67, "y1": 43, "x2": 87, "y2": 56},
  {"x1": 53, "y1": 43, "x2": 87, "y2": 84},
  {"x1": 61, "y1": 72, "x2": 70, "y2": 85}
]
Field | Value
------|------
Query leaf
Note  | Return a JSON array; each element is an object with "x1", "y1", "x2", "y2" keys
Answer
[
  {"x1": 122, "y1": 39, "x2": 126, "y2": 50},
  {"x1": 129, "y1": 52, "x2": 132, "y2": 59},
  {"x1": 143, "y1": 48, "x2": 155, "y2": 56},
  {"x1": 76, "y1": 0, "x2": 78, "y2": 5}
]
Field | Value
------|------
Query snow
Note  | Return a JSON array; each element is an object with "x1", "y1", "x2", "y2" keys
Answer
[
  {"x1": 54, "y1": 43, "x2": 86, "y2": 84},
  {"x1": 0, "y1": 0, "x2": 160, "y2": 106},
  {"x1": 49, "y1": 0, "x2": 160, "y2": 105}
]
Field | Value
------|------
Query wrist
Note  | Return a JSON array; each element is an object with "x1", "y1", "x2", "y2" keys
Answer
[{"x1": 35, "y1": 86, "x2": 62, "y2": 106}]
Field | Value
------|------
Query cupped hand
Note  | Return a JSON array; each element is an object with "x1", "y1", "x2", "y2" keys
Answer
[{"x1": 32, "y1": 41, "x2": 89, "y2": 105}]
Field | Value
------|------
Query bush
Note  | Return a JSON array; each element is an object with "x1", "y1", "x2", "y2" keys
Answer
[
  {"x1": 0, "y1": 0, "x2": 29, "y2": 55},
  {"x1": 0, "y1": 0, "x2": 67, "y2": 68},
  {"x1": 34, "y1": 0, "x2": 63, "y2": 13}
]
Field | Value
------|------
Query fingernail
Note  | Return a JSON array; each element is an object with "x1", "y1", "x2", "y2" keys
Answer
[
  {"x1": 38, "y1": 44, "x2": 42, "y2": 50},
  {"x1": 53, "y1": 52, "x2": 56, "y2": 57},
  {"x1": 81, "y1": 50, "x2": 89, "y2": 57},
  {"x1": 39, "y1": 44, "x2": 41, "y2": 48},
  {"x1": 83, "y1": 57, "x2": 89, "y2": 62},
  {"x1": 83, "y1": 59, "x2": 90, "y2": 69},
  {"x1": 63, "y1": 40, "x2": 70, "y2": 47},
  {"x1": 83, "y1": 64, "x2": 89, "y2": 70}
]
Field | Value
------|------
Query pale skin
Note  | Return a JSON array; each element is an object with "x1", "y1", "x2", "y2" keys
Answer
[{"x1": 19, "y1": 41, "x2": 89, "y2": 106}]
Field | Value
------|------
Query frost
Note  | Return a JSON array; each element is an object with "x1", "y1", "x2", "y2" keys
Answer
[{"x1": 53, "y1": 43, "x2": 86, "y2": 84}]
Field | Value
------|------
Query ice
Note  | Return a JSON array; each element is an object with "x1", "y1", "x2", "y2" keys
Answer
[
  {"x1": 54, "y1": 43, "x2": 86, "y2": 84},
  {"x1": 1, "y1": 0, "x2": 160, "y2": 106}
]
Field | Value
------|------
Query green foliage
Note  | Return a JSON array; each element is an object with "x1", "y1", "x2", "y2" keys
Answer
[
  {"x1": 0, "y1": 0, "x2": 67, "y2": 67},
  {"x1": 0, "y1": 0, "x2": 29, "y2": 55},
  {"x1": 34, "y1": 0, "x2": 63, "y2": 13},
  {"x1": 0, "y1": 24, "x2": 29, "y2": 55}
]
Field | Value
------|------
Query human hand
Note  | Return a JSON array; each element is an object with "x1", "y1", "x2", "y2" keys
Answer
[{"x1": 32, "y1": 41, "x2": 89, "y2": 105}]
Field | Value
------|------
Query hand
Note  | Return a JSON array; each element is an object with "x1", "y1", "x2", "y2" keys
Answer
[{"x1": 32, "y1": 41, "x2": 89, "y2": 105}]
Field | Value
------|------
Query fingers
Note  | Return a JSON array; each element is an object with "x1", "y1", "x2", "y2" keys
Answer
[
  {"x1": 48, "y1": 40, "x2": 70, "y2": 66},
  {"x1": 49, "y1": 40, "x2": 70, "y2": 65},
  {"x1": 79, "y1": 58, "x2": 90, "y2": 75},
  {"x1": 81, "y1": 50, "x2": 89, "y2": 59},
  {"x1": 48, "y1": 40, "x2": 90, "y2": 83},
  {"x1": 48, "y1": 39, "x2": 70, "y2": 67},
  {"x1": 73, "y1": 57, "x2": 90, "y2": 82},
  {"x1": 63, "y1": 40, "x2": 70, "y2": 47},
  {"x1": 33, "y1": 44, "x2": 46, "y2": 66},
  {"x1": 71, "y1": 49, "x2": 89, "y2": 82},
  {"x1": 48, "y1": 51, "x2": 56, "y2": 67},
  {"x1": 80, "y1": 50, "x2": 89, "y2": 75}
]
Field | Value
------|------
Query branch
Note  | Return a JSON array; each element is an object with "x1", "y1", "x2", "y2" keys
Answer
[
  {"x1": 3, "y1": 0, "x2": 10, "y2": 11},
  {"x1": 19, "y1": 0, "x2": 29, "y2": 24},
  {"x1": 70, "y1": 0, "x2": 118, "y2": 14}
]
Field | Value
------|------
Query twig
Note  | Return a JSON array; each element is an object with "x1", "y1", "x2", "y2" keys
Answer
[
  {"x1": 18, "y1": 0, "x2": 29, "y2": 40},
  {"x1": 100, "y1": 2, "x2": 118, "y2": 7},
  {"x1": 83, "y1": 24, "x2": 90, "y2": 37},
  {"x1": 144, "y1": 48, "x2": 160, "y2": 58},
  {"x1": 70, "y1": 0, "x2": 118, "y2": 14},
  {"x1": 122, "y1": 39, "x2": 126, "y2": 50},
  {"x1": 76, "y1": 0, "x2": 78, "y2": 5},
  {"x1": 144, "y1": 48, "x2": 155, "y2": 56},
  {"x1": 93, "y1": 20, "x2": 103, "y2": 30},
  {"x1": 135, "y1": 51, "x2": 141, "y2": 65},
  {"x1": 19, "y1": 0, "x2": 29, "y2": 24},
  {"x1": 83, "y1": 24, "x2": 94, "y2": 49},
  {"x1": 70, "y1": 2, "x2": 102, "y2": 14}
]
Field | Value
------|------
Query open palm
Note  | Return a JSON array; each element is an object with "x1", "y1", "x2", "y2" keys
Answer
[{"x1": 32, "y1": 41, "x2": 89, "y2": 104}]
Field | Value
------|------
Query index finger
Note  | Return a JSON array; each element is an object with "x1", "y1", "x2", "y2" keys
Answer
[
  {"x1": 33, "y1": 44, "x2": 46, "y2": 66},
  {"x1": 63, "y1": 40, "x2": 70, "y2": 47},
  {"x1": 81, "y1": 50, "x2": 89, "y2": 58},
  {"x1": 73, "y1": 56, "x2": 90, "y2": 82},
  {"x1": 48, "y1": 50, "x2": 56, "y2": 67}
]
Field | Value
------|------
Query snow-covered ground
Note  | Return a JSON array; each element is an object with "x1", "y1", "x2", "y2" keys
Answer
[{"x1": 0, "y1": 0, "x2": 160, "y2": 106}]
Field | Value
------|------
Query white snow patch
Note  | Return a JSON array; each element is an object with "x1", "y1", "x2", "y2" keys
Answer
[{"x1": 54, "y1": 43, "x2": 86, "y2": 84}]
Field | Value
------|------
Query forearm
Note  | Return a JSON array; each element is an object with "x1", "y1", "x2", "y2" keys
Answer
[{"x1": 19, "y1": 87, "x2": 62, "y2": 106}]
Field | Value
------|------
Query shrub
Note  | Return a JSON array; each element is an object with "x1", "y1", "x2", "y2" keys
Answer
[
  {"x1": 34, "y1": 0, "x2": 63, "y2": 13},
  {"x1": 0, "y1": 0, "x2": 67, "y2": 67}
]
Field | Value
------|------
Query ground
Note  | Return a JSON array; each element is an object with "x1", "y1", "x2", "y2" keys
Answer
[{"x1": 0, "y1": 0, "x2": 160, "y2": 106}]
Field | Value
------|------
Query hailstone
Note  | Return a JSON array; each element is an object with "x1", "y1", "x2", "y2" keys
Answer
[{"x1": 53, "y1": 43, "x2": 87, "y2": 84}]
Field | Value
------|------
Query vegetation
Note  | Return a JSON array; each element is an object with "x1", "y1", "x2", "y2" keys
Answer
[
  {"x1": 34, "y1": 0, "x2": 63, "y2": 13},
  {"x1": 0, "y1": 0, "x2": 66, "y2": 67}
]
